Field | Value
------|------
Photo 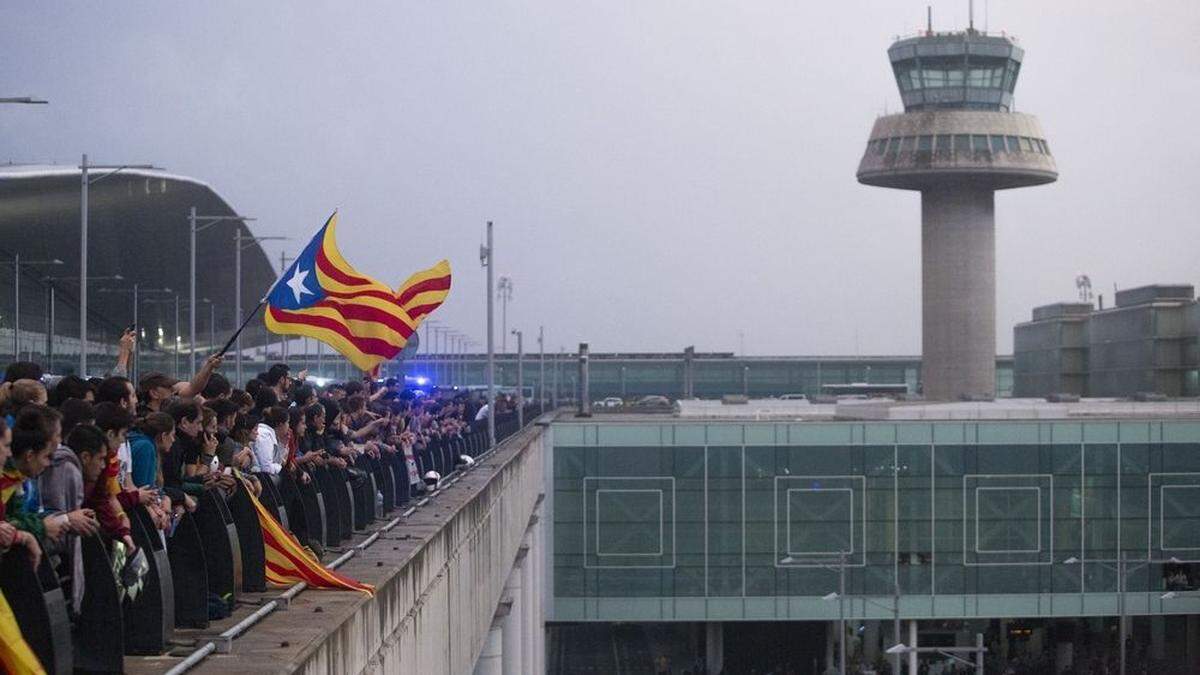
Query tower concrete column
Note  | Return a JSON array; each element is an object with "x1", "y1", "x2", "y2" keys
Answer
[
  {"x1": 705, "y1": 622, "x2": 723, "y2": 674},
  {"x1": 501, "y1": 567, "x2": 524, "y2": 675},
  {"x1": 474, "y1": 619, "x2": 505, "y2": 675},
  {"x1": 521, "y1": 542, "x2": 534, "y2": 673},
  {"x1": 921, "y1": 186, "x2": 996, "y2": 400}
]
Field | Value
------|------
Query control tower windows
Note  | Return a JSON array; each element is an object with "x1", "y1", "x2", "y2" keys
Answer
[
  {"x1": 1019, "y1": 137, "x2": 1034, "y2": 152},
  {"x1": 1006, "y1": 135, "x2": 1020, "y2": 152},
  {"x1": 901, "y1": 136, "x2": 916, "y2": 151},
  {"x1": 936, "y1": 135, "x2": 953, "y2": 152},
  {"x1": 918, "y1": 135, "x2": 933, "y2": 151},
  {"x1": 972, "y1": 135, "x2": 989, "y2": 152},
  {"x1": 954, "y1": 134, "x2": 970, "y2": 151},
  {"x1": 990, "y1": 135, "x2": 1006, "y2": 153}
]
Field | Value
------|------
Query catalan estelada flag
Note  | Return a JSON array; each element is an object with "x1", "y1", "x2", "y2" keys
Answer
[
  {"x1": 239, "y1": 475, "x2": 374, "y2": 595},
  {"x1": 264, "y1": 212, "x2": 451, "y2": 373},
  {"x1": 0, "y1": 588, "x2": 46, "y2": 675}
]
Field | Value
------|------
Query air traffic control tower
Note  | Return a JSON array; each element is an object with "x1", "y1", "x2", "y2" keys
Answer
[{"x1": 857, "y1": 25, "x2": 1057, "y2": 400}]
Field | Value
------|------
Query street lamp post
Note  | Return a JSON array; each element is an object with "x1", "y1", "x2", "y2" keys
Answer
[
  {"x1": 97, "y1": 284, "x2": 170, "y2": 383},
  {"x1": 789, "y1": 552, "x2": 849, "y2": 675},
  {"x1": 1064, "y1": 555, "x2": 1182, "y2": 675},
  {"x1": 538, "y1": 326, "x2": 545, "y2": 413},
  {"x1": 0, "y1": 255, "x2": 62, "y2": 359},
  {"x1": 45, "y1": 272, "x2": 124, "y2": 375},
  {"x1": 189, "y1": 208, "x2": 255, "y2": 374},
  {"x1": 497, "y1": 276, "x2": 512, "y2": 353},
  {"x1": 512, "y1": 329, "x2": 524, "y2": 427},
  {"x1": 79, "y1": 155, "x2": 158, "y2": 375},
  {"x1": 481, "y1": 222, "x2": 496, "y2": 447},
  {"x1": 233, "y1": 231, "x2": 285, "y2": 386}
]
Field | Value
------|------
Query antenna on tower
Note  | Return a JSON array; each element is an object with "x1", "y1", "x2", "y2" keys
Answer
[
  {"x1": 1075, "y1": 274, "x2": 1094, "y2": 304},
  {"x1": 927, "y1": 5, "x2": 933, "y2": 34},
  {"x1": 969, "y1": 0, "x2": 975, "y2": 31}
]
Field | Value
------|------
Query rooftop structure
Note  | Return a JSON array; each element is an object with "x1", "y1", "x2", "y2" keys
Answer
[{"x1": 857, "y1": 27, "x2": 1058, "y2": 401}]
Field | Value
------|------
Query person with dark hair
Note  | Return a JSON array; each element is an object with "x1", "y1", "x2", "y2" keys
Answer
[
  {"x1": 43, "y1": 423, "x2": 103, "y2": 610},
  {"x1": 166, "y1": 400, "x2": 214, "y2": 496},
  {"x1": 264, "y1": 363, "x2": 291, "y2": 401},
  {"x1": 58, "y1": 398, "x2": 95, "y2": 438},
  {"x1": 201, "y1": 372, "x2": 232, "y2": 401},
  {"x1": 128, "y1": 412, "x2": 174, "y2": 491},
  {"x1": 244, "y1": 377, "x2": 264, "y2": 401},
  {"x1": 50, "y1": 375, "x2": 94, "y2": 406},
  {"x1": 4, "y1": 361, "x2": 42, "y2": 384},
  {"x1": 252, "y1": 406, "x2": 289, "y2": 475},
  {"x1": 325, "y1": 383, "x2": 346, "y2": 402},
  {"x1": 138, "y1": 372, "x2": 178, "y2": 413},
  {"x1": 5, "y1": 406, "x2": 61, "y2": 541},
  {"x1": 96, "y1": 376, "x2": 137, "y2": 411},
  {"x1": 94, "y1": 401, "x2": 136, "y2": 489},
  {"x1": 0, "y1": 418, "x2": 42, "y2": 569},
  {"x1": 253, "y1": 387, "x2": 279, "y2": 414},
  {"x1": 230, "y1": 389, "x2": 253, "y2": 415},
  {"x1": 292, "y1": 384, "x2": 316, "y2": 408}
]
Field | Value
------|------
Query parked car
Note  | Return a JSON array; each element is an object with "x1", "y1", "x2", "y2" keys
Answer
[
  {"x1": 598, "y1": 397, "x2": 624, "y2": 408},
  {"x1": 779, "y1": 393, "x2": 807, "y2": 400},
  {"x1": 632, "y1": 395, "x2": 672, "y2": 409}
]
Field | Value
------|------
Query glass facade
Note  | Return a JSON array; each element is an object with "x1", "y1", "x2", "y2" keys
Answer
[{"x1": 549, "y1": 419, "x2": 1200, "y2": 622}]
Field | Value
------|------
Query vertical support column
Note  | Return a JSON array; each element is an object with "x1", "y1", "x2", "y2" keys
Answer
[
  {"x1": 920, "y1": 186, "x2": 996, "y2": 400},
  {"x1": 473, "y1": 619, "x2": 504, "y2": 675},
  {"x1": 501, "y1": 567, "x2": 524, "y2": 675},
  {"x1": 520, "y1": 542, "x2": 534, "y2": 674},
  {"x1": 534, "y1": 511, "x2": 546, "y2": 674},
  {"x1": 863, "y1": 620, "x2": 880, "y2": 664},
  {"x1": 683, "y1": 345, "x2": 695, "y2": 398},
  {"x1": 908, "y1": 620, "x2": 918, "y2": 674},
  {"x1": 577, "y1": 343, "x2": 591, "y2": 417},
  {"x1": 705, "y1": 622, "x2": 723, "y2": 675}
]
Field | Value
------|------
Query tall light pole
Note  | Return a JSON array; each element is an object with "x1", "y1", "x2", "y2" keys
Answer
[
  {"x1": 189, "y1": 207, "x2": 254, "y2": 374},
  {"x1": 97, "y1": 284, "x2": 171, "y2": 384},
  {"x1": 79, "y1": 155, "x2": 159, "y2": 375},
  {"x1": 538, "y1": 326, "x2": 545, "y2": 413},
  {"x1": 233, "y1": 231, "x2": 285, "y2": 386},
  {"x1": 1064, "y1": 555, "x2": 1182, "y2": 675},
  {"x1": 497, "y1": 275, "x2": 513, "y2": 353},
  {"x1": 0, "y1": 255, "x2": 62, "y2": 359},
  {"x1": 512, "y1": 329, "x2": 524, "y2": 427},
  {"x1": 481, "y1": 222, "x2": 496, "y2": 447}
]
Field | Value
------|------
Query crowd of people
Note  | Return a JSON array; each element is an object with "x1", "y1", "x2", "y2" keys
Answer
[{"x1": 0, "y1": 328, "x2": 531, "y2": 669}]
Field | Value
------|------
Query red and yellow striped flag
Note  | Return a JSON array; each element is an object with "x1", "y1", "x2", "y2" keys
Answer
[
  {"x1": 264, "y1": 212, "x2": 451, "y2": 374},
  {"x1": 0, "y1": 588, "x2": 46, "y2": 675},
  {"x1": 241, "y1": 476, "x2": 373, "y2": 595}
]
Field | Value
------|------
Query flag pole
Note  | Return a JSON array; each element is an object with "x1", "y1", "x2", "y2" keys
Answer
[{"x1": 217, "y1": 298, "x2": 266, "y2": 357}]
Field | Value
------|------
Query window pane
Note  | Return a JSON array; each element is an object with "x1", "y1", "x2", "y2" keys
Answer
[
  {"x1": 885, "y1": 137, "x2": 898, "y2": 153},
  {"x1": 1006, "y1": 136, "x2": 1020, "y2": 151},
  {"x1": 947, "y1": 69, "x2": 964, "y2": 87},
  {"x1": 922, "y1": 69, "x2": 946, "y2": 88},
  {"x1": 990, "y1": 135, "x2": 1006, "y2": 152},
  {"x1": 967, "y1": 68, "x2": 988, "y2": 87},
  {"x1": 1040, "y1": 139, "x2": 1051, "y2": 154},
  {"x1": 1020, "y1": 137, "x2": 1034, "y2": 152},
  {"x1": 972, "y1": 135, "x2": 989, "y2": 151},
  {"x1": 954, "y1": 134, "x2": 970, "y2": 151},
  {"x1": 918, "y1": 135, "x2": 933, "y2": 151},
  {"x1": 901, "y1": 136, "x2": 916, "y2": 151},
  {"x1": 873, "y1": 139, "x2": 886, "y2": 155},
  {"x1": 935, "y1": 135, "x2": 953, "y2": 151}
]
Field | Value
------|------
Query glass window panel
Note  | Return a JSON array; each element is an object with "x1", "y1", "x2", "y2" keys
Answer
[
  {"x1": 901, "y1": 136, "x2": 916, "y2": 151},
  {"x1": 972, "y1": 135, "x2": 989, "y2": 151},
  {"x1": 1040, "y1": 139, "x2": 1051, "y2": 154},
  {"x1": 967, "y1": 68, "x2": 988, "y2": 87},
  {"x1": 1006, "y1": 135, "x2": 1020, "y2": 151},
  {"x1": 990, "y1": 135, "x2": 1006, "y2": 152},
  {"x1": 947, "y1": 68, "x2": 964, "y2": 86},
  {"x1": 922, "y1": 69, "x2": 946, "y2": 88},
  {"x1": 873, "y1": 139, "x2": 886, "y2": 155},
  {"x1": 935, "y1": 135, "x2": 953, "y2": 151},
  {"x1": 954, "y1": 134, "x2": 970, "y2": 151},
  {"x1": 1020, "y1": 137, "x2": 1034, "y2": 152},
  {"x1": 917, "y1": 135, "x2": 933, "y2": 151}
]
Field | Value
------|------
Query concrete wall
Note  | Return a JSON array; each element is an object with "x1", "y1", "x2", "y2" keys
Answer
[{"x1": 292, "y1": 424, "x2": 546, "y2": 675}]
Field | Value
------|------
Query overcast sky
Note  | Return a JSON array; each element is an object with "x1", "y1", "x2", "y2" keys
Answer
[{"x1": 2, "y1": 1, "x2": 1197, "y2": 356}]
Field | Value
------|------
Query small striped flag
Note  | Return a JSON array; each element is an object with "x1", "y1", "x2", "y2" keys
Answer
[
  {"x1": 240, "y1": 474, "x2": 374, "y2": 595},
  {"x1": 264, "y1": 212, "x2": 451, "y2": 374}
]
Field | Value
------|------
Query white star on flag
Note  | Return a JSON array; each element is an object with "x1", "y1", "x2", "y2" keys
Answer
[{"x1": 286, "y1": 265, "x2": 314, "y2": 304}]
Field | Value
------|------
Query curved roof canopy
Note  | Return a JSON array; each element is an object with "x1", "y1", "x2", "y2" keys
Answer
[{"x1": 0, "y1": 164, "x2": 278, "y2": 353}]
